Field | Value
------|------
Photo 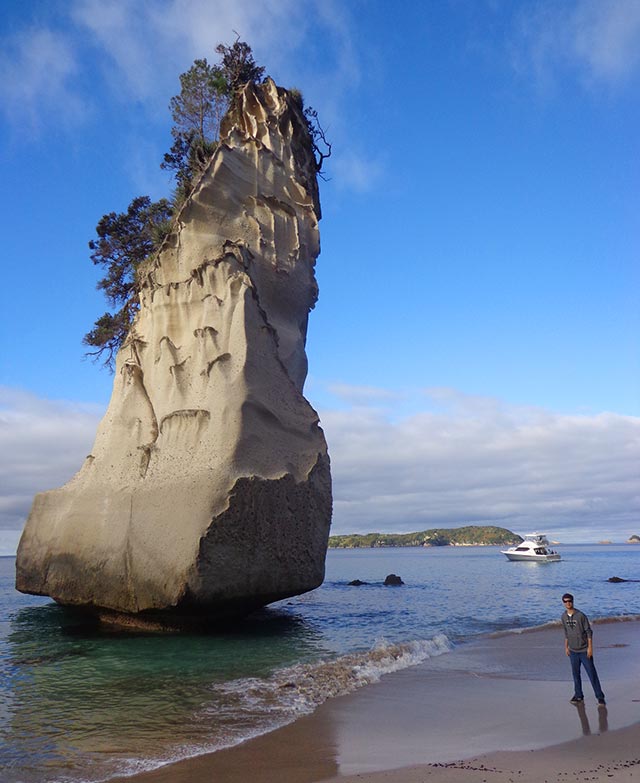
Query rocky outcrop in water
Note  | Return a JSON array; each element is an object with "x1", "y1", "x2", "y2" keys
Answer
[{"x1": 16, "y1": 79, "x2": 332, "y2": 627}]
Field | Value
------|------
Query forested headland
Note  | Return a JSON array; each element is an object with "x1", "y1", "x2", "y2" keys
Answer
[{"x1": 328, "y1": 526, "x2": 522, "y2": 548}]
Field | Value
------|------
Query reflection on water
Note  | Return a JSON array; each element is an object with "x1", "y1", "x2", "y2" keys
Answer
[{"x1": 573, "y1": 701, "x2": 608, "y2": 736}]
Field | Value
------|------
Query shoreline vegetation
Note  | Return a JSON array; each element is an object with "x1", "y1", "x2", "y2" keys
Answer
[{"x1": 328, "y1": 525, "x2": 522, "y2": 548}]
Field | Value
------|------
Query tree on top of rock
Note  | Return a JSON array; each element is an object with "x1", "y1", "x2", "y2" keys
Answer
[
  {"x1": 216, "y1": 38, "x2": 265, "y2": 95},
  {"x1": 161, "y1": 58, "x2": 228, "y2": 197},
  {"x1": 162, "y1": 41, "x2": 266, "y2": 203},
  {"x1": 86, "y1": 40, "x2": 267, "y2": 370},
  {"x1": 84, "y1": 40, "x2": 333, "y2": 371},
  {"x1": 170, "y1": 58, "x2": 228, "y2": 141}
]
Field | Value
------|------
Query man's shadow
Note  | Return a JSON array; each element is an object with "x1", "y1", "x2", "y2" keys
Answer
[{"x1": 573, "y1": 701, "x2": 609, "y2": 735}]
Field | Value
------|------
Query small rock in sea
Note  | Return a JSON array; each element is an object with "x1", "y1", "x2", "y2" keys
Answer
[
  {"x1": 384, "y1": 574, "x2": 404, "y2": 586},
  {"x1": 348, "y1": 579, "x2": 368, "y2": 586},
  {"x1": 608, "y1": 576, "x2": 627, "y2": 582}
]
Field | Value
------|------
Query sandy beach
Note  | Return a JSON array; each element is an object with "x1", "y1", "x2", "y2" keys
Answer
[{"x1": 114, "y1": 618, "x2": 640, "y2": 783}]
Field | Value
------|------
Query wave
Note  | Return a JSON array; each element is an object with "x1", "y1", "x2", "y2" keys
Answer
[
  {"x1": 592, "y1": 613, "x2": 640, "y2": 625},
  {"x1": 104, "y1": 635, "x2": 453, "y2": 781},
  {"x1": 208, "y1": 633, "x2": 453, "y2": 717},
  {"x1": 485, "y1": 613, "x2": 640, "y2": 639}
]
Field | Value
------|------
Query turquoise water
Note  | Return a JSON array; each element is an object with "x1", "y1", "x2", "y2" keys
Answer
[{"x1": 1, "y1": 545, "x2": 639, "y2": 782}]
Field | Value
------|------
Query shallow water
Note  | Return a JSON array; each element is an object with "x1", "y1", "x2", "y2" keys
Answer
[{"x1": 1, "y1": 544, "x2": 638, "y2": 782}]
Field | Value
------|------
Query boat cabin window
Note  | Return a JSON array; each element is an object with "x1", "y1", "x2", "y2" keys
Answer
[
  {"x1": 534, "y1": 548, "x2": 546, "y2": 555},
  {"x1": 515, "y1": 546, "x2": 529, "y2": 551}
]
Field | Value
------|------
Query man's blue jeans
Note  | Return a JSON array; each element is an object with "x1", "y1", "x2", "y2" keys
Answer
[{"x1": 570, "y1": 650, "x2": 605, "y2": 701}]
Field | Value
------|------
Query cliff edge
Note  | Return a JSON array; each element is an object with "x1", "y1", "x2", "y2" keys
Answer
[{"x1": 16, "y1": 79, "x2": 332, "y2": 627}]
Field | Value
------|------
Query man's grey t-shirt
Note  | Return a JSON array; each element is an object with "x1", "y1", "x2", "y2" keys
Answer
[{"x1": 562, "y1": 609, "x2": 593, "y2": 652}]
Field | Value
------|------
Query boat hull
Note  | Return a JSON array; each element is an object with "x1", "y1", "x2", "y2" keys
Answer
[{"x1": 502, "y1": 552, "x2": 561, "y2": 562}]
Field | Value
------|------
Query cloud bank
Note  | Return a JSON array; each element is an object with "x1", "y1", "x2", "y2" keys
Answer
[
  {"x1": 2, "y1": 385, "x2": 637, "y2": 554},
  {"x1": 320, "y1": 386, "x2": 640, "y2": 543},
  {"x1": 0, "y1": 388, "x2": 101, "y2": 549}
]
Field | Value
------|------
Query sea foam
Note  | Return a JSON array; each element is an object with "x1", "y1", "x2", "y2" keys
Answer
[
  {"x1": 206, "y1": 634, "x2": 452, "y2": 720},
  {"x1": 99, "y1": 635, "x2": 454, "y2": 781}
]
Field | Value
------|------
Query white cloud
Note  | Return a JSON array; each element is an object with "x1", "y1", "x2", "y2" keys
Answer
[
  {"x1": 330, "y1": 150, "x2": 385, "y2": 194},
  {"x1": 2, "y1": 384, "x2": 637, "y2": 551},
  {"x1": 71, "y1": 0, "x2": 164, "y2": 102},
  {"x1": 70, "y1": 0, "x2": 356, "y2": 107},
  {"x1": 0, "y1": 387, "x2": 102, "y2": 536},
  {"x1": 513, "y1": 0, "x2": 640, "y2": 90},
  {"x1": 0, "y1": 27, "x2": 83, "y2": 132},
  {"x1": 571, "y1": 0, "x2": 640, "y2": 82},
  {"x1": 328, "y1": 383, "x2": 403, "y2": 406},
  {"x1": 320, "y1": 389, "x2": 640, "y2": 543}
]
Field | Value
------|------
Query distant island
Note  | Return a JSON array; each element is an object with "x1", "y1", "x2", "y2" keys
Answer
[
  {"x1": 628, "y1": 535, "x2": 640, "y2": 544},
  {"x1": 328, "y1": 525, "x2": 522, "y2": 549}
]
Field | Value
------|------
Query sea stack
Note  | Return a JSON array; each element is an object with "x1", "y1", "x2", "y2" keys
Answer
[{"x1": 16, "y1": 79, "x2": 332, "y2": 627}]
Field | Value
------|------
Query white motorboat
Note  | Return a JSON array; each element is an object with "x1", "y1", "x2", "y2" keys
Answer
[{"x1": 501, "y1": 533, "x2": 561, "y2": 562}]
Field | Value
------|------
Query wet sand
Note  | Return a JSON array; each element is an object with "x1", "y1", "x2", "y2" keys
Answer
[{"x1": 116, "y1": 619, "x2": 640, "y2": 783}]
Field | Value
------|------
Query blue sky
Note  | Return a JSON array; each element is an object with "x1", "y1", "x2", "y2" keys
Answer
[{"x1": 1, "y1": 0, "x2": 638, "y2": 552}]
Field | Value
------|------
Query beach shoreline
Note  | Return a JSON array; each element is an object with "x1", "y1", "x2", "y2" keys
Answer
[
  {"x1": 113, "y1": 618, "x2": 640, "y2": 783},
  {"x1": 324, "y1": 722, "x2": 640, "y2": 782}
]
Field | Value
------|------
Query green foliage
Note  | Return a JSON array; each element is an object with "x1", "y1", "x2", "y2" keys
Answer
[
  {"x1": 85, "y1": 39, "x2": 329, "y2": 371},
  {"x1": 162, "y1": 131, "x2": 218, "y2": 194},
  {"x1": 88, "y1": 196, "x2": 172, "y2": 302},
  {"x1": 328, "y1": 526, "x2": 523, "y2": 549},
  {"x1": 215, "y1": 37, "x2": 265, "y2": 95},
  {"x1": 169, "y1": 58, "x2": 227, "y2": 141},
  {"x1": 161, "y1": 41, "x2": 265, "y2": 198},
  {"x1": 84, "y1": 196, "x2": 173, "y2": 369},
  {"x1": 83, "y1": 310, "x2": 132, "y2": 371},
  {"x1": 161, "y1": 58, "x2": 227, "y2": 192},
  {"x1": 86, "y1": 41, "x2": 266, "y2": 370},
  {"x1": 288, "y1": 88, "x2": 304, "y2": 110}
]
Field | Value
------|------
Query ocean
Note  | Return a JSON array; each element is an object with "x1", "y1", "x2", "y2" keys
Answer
[{"x1": 1, "y1": 544, "x2": 638, "y2": 782}]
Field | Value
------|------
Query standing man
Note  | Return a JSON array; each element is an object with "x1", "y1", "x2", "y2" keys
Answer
[{"x1": 561, "y1": 593, "x2": 606, "y2": 706}]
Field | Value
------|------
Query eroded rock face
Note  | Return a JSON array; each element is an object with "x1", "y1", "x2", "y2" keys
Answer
[{"x1": 16, "y1": 79, "x2": 332, "y2": 626}]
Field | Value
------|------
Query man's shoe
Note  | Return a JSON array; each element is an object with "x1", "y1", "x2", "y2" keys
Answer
[
  {"x1": 598, "y1": 699, "x2": 606, "y2": 707},
  {"x1": 570, "y1": 696, "x2": 584, "y2": 704}
]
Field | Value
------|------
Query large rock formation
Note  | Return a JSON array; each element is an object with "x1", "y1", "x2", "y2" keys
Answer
[{"x1": 16, "y1": 79, "x2": 332, "y2": 627}]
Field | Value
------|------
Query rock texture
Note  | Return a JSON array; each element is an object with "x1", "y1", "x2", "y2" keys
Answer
[{"x1": 16, "y1": 79, "x2": 332, "y2": 626}]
